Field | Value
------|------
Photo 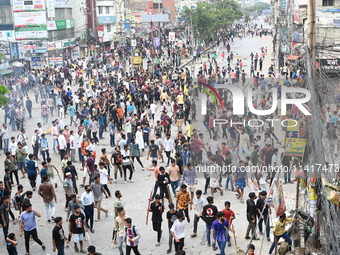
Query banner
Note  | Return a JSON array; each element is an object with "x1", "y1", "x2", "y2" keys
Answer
[
  {"x1": 14, "y1": 11, "x2": 47, "y2": 27},
  {"x1": 153, "y1": 37, "x2": 160, "y2": 48},
  {"x1": 268, "y1": 181, "x2": 287, "y2": 217},
  {"x1": 54, "y1": 0, "x2": 73, "y2": 8},
  {"x1": 46, "y1": 0, "x2": 55, "y2": 18},
  {"x1": 284, "y1": 120, "x2": 306, "y2": 156},
  {"x1": 49, "y1": 56, "x2": 63, "y2": 66},
  {"x1": 15, "y1": 26, "x2": 48, "y2": 40},
  {"x1": 169, "y1": 32, "x2": 175, "y2": 42},
  {"x1": 12, "y1": 0, "x2": 45, "y2": 12},
  {"x1": 133, "y1": 56, "x2": 142, "y2": 66},
  {"x1": 47, "y1": 19, "x2": 75, "y2": 30}
]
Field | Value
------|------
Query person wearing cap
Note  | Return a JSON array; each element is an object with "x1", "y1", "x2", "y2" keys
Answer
[
  {"x1": 52, "y1": 217, "x2": 69, "y2": 255},
  {"x1": 268, "y1": 213, "x2": 297, "y2": 254},
  {"x1": 68, "y1": 204, "x2": 88, "y2": 253},
  {"x1": 245, "y1": 192, "x2": 259, "y2": 240}
]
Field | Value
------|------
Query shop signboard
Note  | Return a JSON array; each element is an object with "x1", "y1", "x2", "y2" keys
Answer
[{"x1": 14, "y1": 11, "x2": 47, "y2": 27}]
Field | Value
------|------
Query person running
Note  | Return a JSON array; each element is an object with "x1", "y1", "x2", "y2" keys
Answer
[
  {"x1": 19, "y1": 204, "x2": 46, "y2": 254},
  {"x1": 148, "y1": 160, "x2": 160, "y2": 199},
  {"x1": 90, "y1": 175, "x2": 108, "y2": 221},
  {"x1": 68, "y1": 204, "x2": 89, "y2": 253},
  {"x1": 98, "y1": 162, "x2": 112, "y2": 197},
  {"x1": 149, "y1": 194, "x2": 164, "y2": 246},
  {"x1": 234, "y1": 161, "x2": 248, "y2": 203},
  {"x1": 52, "y1": 217, "x2": 69, "y2": 255},
  {"x1": 168, "y1": 159, "x2": 180, "y2": 195}
]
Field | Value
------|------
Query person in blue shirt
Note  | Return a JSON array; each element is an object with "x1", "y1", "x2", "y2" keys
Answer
[
  {"x1": 67, "y1": 103, "x2": 76, "y2": 127},
  {"x1": 40, "y1": 161, "x2": 48, "y2": 184},
  {"x1": 330, "y1": 111, "x2": 339, "y2": 125},
  {"x1": 142, "y1": 124, "x2": 150, "y2": 146},
  {"x1": 25, "y1": 154, "x2": 40, "y2": 191},
  {"x1": 211, "y1": 211, "x2": 234, "y2": 255},
  {"x1": 40, "y1": 133, "x2": 50, "y2": 162}
]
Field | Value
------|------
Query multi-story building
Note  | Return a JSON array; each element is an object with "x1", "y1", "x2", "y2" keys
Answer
[{"x1": 97, "y1": 1, "x2": 117, "y2": 50}]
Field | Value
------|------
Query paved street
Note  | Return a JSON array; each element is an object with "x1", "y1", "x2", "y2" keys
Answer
[{"x1": 0, "y1": 16, "x2": 299, "y2": 255}]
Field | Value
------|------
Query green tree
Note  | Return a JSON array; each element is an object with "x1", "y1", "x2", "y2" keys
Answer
[
  {"x1": 0, "y1": 85, "x2": 11, "y2": 107},
  {"x1": 181, "y1": 0, "x2": 242, "y2": 44}
]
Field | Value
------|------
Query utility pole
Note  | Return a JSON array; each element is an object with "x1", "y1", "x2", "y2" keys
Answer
[{"x1": 307, "y1": 0, "x2": 316, "y2": 80}]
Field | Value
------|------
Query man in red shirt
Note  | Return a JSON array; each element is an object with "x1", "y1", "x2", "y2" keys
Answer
[{"x1": 221, "y1": 201, "x2": 235, "y2": 246}]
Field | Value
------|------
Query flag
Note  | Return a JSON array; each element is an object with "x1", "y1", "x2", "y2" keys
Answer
[{"x1": 267, "y1": 173, "x2": 287, "y2": 217}]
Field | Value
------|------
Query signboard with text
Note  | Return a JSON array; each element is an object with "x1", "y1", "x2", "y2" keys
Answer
[
  {"x1": 54, "y1": 0, "x2": 73, "y2": 8},
  {"x1": 47, "y1": 19, "x2": 75, "y2": 30},
  {"x1": 14, "y1": 11, "x2": 47, "y2": 27},
  {"x1": 15, "y1": 26, "x2": 48, "y2": 39},
  {"x1": 317, "y1": 59, "x2": 340, "y2": 73},
  {"x1": 12, "y1": 0, "x2": 45, "y2": 12}
]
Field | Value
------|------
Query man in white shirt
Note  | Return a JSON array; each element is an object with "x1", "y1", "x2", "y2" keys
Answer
[
  {"x1": 163, "y1": 134, "x2": 174, "y2": 166},
  {"x1": 98, "y1": 162, "x2": 112, "y2": 197},
  {"x1": 209, "y1": 136, "x2": 220, "y2": 154},
  {"x1": 191, "y1": 190, "x2": 205, "y2": 237},
  {"x1": 81, "y1": 185, "x2": 95, "y2": 233},
  {"x1": 170, "y1": 210, "x2": 186, "y2": 253},
  {"x1": 58, "y1": 130, "x2": 67, "y2": 160},
  {"x1": 236, "y1": 127, "x2": 251, "y2": 161}
]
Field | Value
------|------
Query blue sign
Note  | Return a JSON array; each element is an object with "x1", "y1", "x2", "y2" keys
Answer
[
  {"x1": 153, "y1": 37, "x2": 160, "y2": 48},
  {"x1": 10, "y1": 42, "x2": 19, "y2": 60},
  {"x1": 98, "y1": 16, "x2": 117, "y2": 24},
  {"x1": 31, "y1": 57, "x2": 41, "y2": 62}
]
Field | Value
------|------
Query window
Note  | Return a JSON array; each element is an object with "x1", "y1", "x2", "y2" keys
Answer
[
  {"x1": 98, "y1": 6, "x2": 103, "y2": 14},
  {"x1": 107, "y1": 24, "x2": 111, "y2": 32},
  {"x1": 153, "y1": 3, "x2": 162, "y2": 9},
  {"x1": 106, "y1": 6, "x2": 110, "y2": 14},
  {"x1": 322, "y1": 0, "x2": 334, "y2": 6}
]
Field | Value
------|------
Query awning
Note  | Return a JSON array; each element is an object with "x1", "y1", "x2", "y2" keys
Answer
[
  {"x1": 12, "y1": 61, "x2": 24, "y2": 67},
  {"x1": 286, "y1": 55, "x2": 300, "y2": 60}
]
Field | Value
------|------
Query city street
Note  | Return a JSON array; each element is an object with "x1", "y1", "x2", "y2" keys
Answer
[{"x1": 0, "y1": 16, "x2": 299, "y2": 255}]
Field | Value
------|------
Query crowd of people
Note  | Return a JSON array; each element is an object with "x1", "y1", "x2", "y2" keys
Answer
[{"x1": 0, "y1": 16, "x2": 307, "y2": 255}]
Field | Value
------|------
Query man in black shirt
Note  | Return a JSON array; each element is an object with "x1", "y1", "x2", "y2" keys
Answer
[
  {"x1": 166, "y1": 203, "x2": 177, "y2": 254},
  {"x1": 202, "y1": 196, "x2": 218, "y2": 250},
  {"x1": 149, "y1": 194, "x2": 164, "y2": 246},
  {"x1": 52, "y1": 217, "x2": 68, "y2": 254},
  {"x1": 257, "y1": 191, "x2": 271, "y2": 241},
  {"x1": 245, "y1": 192, "x2": 259, "y2": 240},
  {"x1": 0, "y1": 196, "x2": 10, "y2": 240},
  {"x1": 158, "y1": 167, "x2": 170, "y2": 205},
  {"x1": 68, "y1": 205, "x2": 88, "y2": 253},
  {"x1": 175, "y1": 152, "x2": 184, "y2": 175}
]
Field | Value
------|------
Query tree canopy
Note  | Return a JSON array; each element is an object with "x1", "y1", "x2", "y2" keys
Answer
[
  {"x1": 180, "y1": 0, "x2": 243, "y2": 44},
  {"x1": 0, "y1": 85, "x2": 11, "y2": 107}
]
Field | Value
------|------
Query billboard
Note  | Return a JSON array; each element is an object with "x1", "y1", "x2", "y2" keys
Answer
[
  {"x1": 15, "y1": 26, "x2": 48, "y2": 40},
  {"x1": 54, "y1": 0, "x2": 73, "y2": 8},
  {"x1": 47, "y1": 19, "x2": 75, "y2": 30},
  {"x1": 46, "y1": 0, "x2": 55, "y2": 18},
  {"x1": 12, "y1": 0, "x2": 45, "y2": 12},
  {"x1": 14, "y1": 11, "x2": 46, "y2": 27},
  {"x1": 284, "y1": 120, "x2": 306, "y2": 156}
]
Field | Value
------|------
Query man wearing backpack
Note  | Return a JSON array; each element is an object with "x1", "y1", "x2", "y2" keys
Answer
[{"x1": 124, "y1": 218, "x2": 141, "y2": 255}]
